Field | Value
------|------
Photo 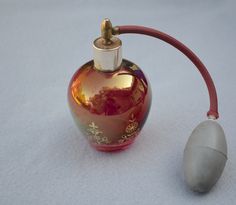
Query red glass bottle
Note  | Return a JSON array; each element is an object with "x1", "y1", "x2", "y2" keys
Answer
[{"x1": 68, "y1": 20, "x2": 151, "y2": 151}]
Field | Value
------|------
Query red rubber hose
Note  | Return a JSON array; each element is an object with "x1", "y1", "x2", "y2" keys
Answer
[{"x1": 117, "y1": 25, "x2": 219, "y2": 119}]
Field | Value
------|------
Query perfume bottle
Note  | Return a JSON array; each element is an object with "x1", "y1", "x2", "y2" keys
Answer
[
  {"x1": 68, "y1": 18, "x2": 228, "y2": 193},
  {"x1": 68, "y1": 19, "x2": 151, "y2": 151}
]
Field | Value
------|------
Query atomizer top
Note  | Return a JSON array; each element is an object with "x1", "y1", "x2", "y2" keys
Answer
[{"x1": 93, "y1": 19, "x2": 122, "y2": 71}]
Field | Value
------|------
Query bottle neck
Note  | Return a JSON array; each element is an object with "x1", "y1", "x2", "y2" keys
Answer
[{"x1": 93, "y1": 36, "x2": 122, "y2": 71}]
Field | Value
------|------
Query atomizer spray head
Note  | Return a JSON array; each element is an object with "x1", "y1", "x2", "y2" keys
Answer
[{"x1": 93, "y1": 19, "x2": 122, "y2": 71}]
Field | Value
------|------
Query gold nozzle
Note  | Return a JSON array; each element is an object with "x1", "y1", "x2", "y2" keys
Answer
[
  {"x1": 101, "y1": 18, "x2": 113, "y2": 44},
  {"x1": 101, "y1": 18, "x2": 119, "y2": 45}
]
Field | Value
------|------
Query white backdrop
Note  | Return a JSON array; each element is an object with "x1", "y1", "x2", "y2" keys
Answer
[{"x1": 0, "y1": 0, "x2": 235, "y2": 204}]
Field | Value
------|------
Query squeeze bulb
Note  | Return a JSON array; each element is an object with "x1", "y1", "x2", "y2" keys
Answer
[{"x1": 183, "y1": 119, "x2": 227, "y2": 192}]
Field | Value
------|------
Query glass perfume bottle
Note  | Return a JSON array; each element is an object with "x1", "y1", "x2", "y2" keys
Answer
[
  {"x1": 68, "y1": 19, "x2": 151, "y2": 151},
  {"x1": 68, "y1": 18, "x2": 227, "y2": 193}
]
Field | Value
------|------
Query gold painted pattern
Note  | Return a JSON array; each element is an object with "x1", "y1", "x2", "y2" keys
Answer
[
  {"x1": 130, "y1": 64, "x2": 139, "y2": 71},
  {"x1": 87, "y1": 122, "x2": 111, "y2": 144},
  {"x1": 86, "y1": 114, "x2": 140, "y2": 145},
  {"x1": 118, "y1": 114, "x2": 140, "y2": 144}
]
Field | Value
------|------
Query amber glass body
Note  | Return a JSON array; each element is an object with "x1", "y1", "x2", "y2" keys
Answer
[{"x1": 68, "y1": 59, "x2": 152, "y2": 151}]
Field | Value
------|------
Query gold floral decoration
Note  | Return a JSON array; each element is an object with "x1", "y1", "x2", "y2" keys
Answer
[
  {"x1": 118, "y1": 113, "x2": 140, "y2": 144},
  {"x1": 130, "y1": 64, "x2": 139, "y2": 71},
  {"x1": 87, "y1": 122, "x2": 111, "y2": 144}
]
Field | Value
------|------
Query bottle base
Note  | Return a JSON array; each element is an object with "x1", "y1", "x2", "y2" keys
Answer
[{"x1": 90, "y1": 139, "x2": 135, "y2": 152}]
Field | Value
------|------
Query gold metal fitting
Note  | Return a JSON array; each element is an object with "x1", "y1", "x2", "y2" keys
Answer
[
  {"x1": 112, "y1": 26, "x2": 120, "y2": 35},
  {"x1": 101, "y1": 18, "x2": 113, "y2": 44},
  {"x1": 94, "y1": 18, "x2": 121, "y2": 50},
  {"x1": 100, "y1": 18, "x2": 120, "y2": 45}
]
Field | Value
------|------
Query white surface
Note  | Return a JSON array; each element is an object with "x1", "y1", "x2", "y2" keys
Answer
[{"x1": 0, "y1": 0, "x2": 236, "y2": 204}]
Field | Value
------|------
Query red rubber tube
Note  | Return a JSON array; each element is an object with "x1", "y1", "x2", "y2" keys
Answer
[{"x1": 117, "y1": 25, "x2": 219, "y2": 119}]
